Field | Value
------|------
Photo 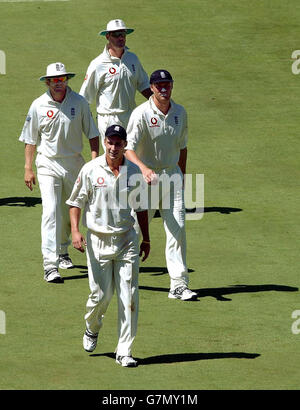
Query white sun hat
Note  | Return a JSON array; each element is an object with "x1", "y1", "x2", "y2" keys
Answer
[
  {"x1": 99, "y1": 19, "x2": 134, "y2": 36},
  {"x1": 39, "y1": 62, "x2": 75, "y2": 81}
]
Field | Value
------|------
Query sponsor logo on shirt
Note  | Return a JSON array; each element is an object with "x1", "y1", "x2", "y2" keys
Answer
[
  {"x1": 109, "y1": 67, "x2": 117, "y2": 75},
  {"x1": 174, "y1": 116, "x2": 179, "y2": 125},
  {"x1": 47, "y1": 110, "x2": 54, "y2": 118},
  {"x1": 71, "y1": 107, "x2": 75, "y2": 117},
  {"x1": 95, "y1": 176, "x2": 107, "y2": 187},
  {"x1": 149, "y1": 117, "x2": 160, "y2": 128}
]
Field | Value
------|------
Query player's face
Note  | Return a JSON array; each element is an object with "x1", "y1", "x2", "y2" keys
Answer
[
  {"x1": 105, "y1": 136, "x2": 127, "y2": 161},
  {"x1": 107, "y1": 30, "x2": 126, "y2": 49},
  {"x1": 150, "y1": 81, "x2": 173, "y2": 102},
  {"x1": 46, "y1": 76, "x2": 68, "y2": 100}
]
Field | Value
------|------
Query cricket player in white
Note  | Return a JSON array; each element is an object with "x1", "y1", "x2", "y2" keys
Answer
[
  {"x1": 19, "y1": 62, "x2": 99, "y2": 283},
  {"x1": 67, "y1": 125, "x2": 150, "y2": 367},
  {"x1": 126, "y1": 69, "x2": 198, "y2": 301},
  {"x1": 79, "y1": 19, "x2": 152, "y2": 150}
]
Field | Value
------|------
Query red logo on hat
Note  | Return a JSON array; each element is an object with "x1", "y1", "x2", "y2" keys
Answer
[
  {"x1": 109, "y1": 67, "x2": 117, "y2": 75},
  {"x1": 47, "y1": 110, "x2": 54, "y2": 118}
]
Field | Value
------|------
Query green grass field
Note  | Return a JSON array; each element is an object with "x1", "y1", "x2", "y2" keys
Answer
[{"x1": 0, "y1": 0, "x2": 300, "y2": 391}]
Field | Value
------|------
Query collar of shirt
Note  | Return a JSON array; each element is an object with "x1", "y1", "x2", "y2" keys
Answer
[
  {"x1": 103, "y1": 45, "x2": 129, "y2": 62},
  {"x1": 98, "y1": 153, "x2": 130, "y2": 176},
  {"x1": 46, "y1": 86, "x2": 72, "y2": 105},
  {"x1": 149, "y1": 94, "x2": 174, "y2": 117}
]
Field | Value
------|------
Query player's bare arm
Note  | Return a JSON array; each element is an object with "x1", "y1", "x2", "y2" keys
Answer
[
  {"x1": 136, "y1": 210, "x2": 150, "y2": 262},
  {"x1": 69, "y1": 206, "x2": 87, "y2": 253},
  {"x1": 125, "y1": 149, "x2": 157, "y2": 184},
  {"x1": 141, "y1": 88, "x2": 153, "y2": 99},
  {"x1": 24, "y1": 143, "x2": 36, "y2": 191},
  {"x1": 89, "y1": 136, "x2": 100, "y2": 159},
  {"x1": 178, "y1": 147, "x2": 187, "y2": 176}
]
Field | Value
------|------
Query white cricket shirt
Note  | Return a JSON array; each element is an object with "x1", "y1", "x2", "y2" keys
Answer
[
  {"x1": 66, "y1": 155, "x2": 146, "y2": 234},
  {"x1": 79, "y1": 46, "x2": 149, "y2": 115},
  {"x1": 19, "y1": 87, "x2": 99, "y2": 158},
  {"x1": 126, "y1": 96, "x2": 188, "y2": 170}
]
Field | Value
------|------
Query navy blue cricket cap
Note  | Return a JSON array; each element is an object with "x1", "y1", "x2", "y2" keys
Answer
[
  {"x1": 150, "y1": 69, "x2": 173, "y2": 84},
  {"x1": 105, "y1": 124, "x2": 127, "y2": 141}
]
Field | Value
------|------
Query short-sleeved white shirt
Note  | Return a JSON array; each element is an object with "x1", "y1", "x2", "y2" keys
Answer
[
  {"x1": 19, "y1": 87, "x2": 99, "y2": 158},
  {"x1": 79, "y1": 46, "x2": 149, "y2": 115},
  {"x1": 126, "y1": 96, "x2": 188, "y2": 170},
  {"x1": 66, "y1": 155, "x2": 146, "y2": 234}
]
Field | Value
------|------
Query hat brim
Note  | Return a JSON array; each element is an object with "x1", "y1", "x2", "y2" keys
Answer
[
  {"x1": 39, "y1": 73, "x2": 76, "y2": 82},
  {"x1": 99, "y1": 28, "x2": 134, "y2": 36}
]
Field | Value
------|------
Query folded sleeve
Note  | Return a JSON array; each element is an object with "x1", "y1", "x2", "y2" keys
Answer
[
  {"x1": 66, "y1": 166, "x2": 90, "y2": 209},
  {"x1": 81, "y1": 98, "x2": 99, "y2": 140},
  {"x1": 126, "y1": 109, "x2": 143, "y2": 151},
  {"x1": 136, "y1": 59, "x2": 150, "y2": 93},
  {"x1": 79, "y1": 62, "x2": 98, "y2": 105},
  {"x1": 19, "y1": 101, "x2": 39, "y2": 145},
  {"x1": 179, "y1": 108, "x2": 188, "y2": 149}
]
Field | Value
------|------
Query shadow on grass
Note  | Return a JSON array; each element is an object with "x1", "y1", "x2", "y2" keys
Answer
[
  {"x1": 63, "y1": 273, "x2": 88, "y2": 281},
  {"x1": 63, "y1": 266, "x2": 194, "y2": 281},
  {"x1": 139, "y1": 267, "x2": 194, "y2": 276},
  {"x1": 63, "y1": 265, "x2": 88, "y2": 281},
  {"x1": 90, "y1": 351, "x2": 260, "y2": 365},
  {"x1": 0, "y1": 198, "x2": 242, "y2": 216},
  {"x1": 60, "y1": 270, "x2": 299, "y2": 302},
  {"x1": 139, "y1": 283, "x2": 299, "y2": 301},
  {"x1": 154, "y1": 207, "x2": 242, "y2": 218},
  {"x1": 0, "y1": 196, "x2": 42, "y2": 207}
]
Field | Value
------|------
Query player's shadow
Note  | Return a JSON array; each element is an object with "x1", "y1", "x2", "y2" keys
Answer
[
  {"x1": 0, "y1": 199, "x2": 241, "y2": 215},
  {"x1": 154, "y1": 206, "x2": 242, "y2": 217},
  {"x1": 200, "y1": 206, "x2": 242, "y2": 215},
  {"x1": 90, "y1": 351, "x2": 260, "y2": 365},
  {"x1": 63, "y1": 265, "x2": 88, "y2": 281},
  {"x1": 139, "y1": 283, "x2": 298, "y2": 301},
  {"x1": 0, "y1": 196, "x2": 42, "y2": 207},
  {"x1": 63, "y1": 266, "x2": 193, "y2": 281},
  {"x1": 139, "y1": 267, "x2": 194, "y2": 276}
]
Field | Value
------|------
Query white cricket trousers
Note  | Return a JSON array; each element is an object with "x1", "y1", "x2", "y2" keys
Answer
[
  {"x1": 36, "y1": 153, "x2": 85, "y2": 271},
  {"x1": 85, "y1": 227, "x2": 139, "y2": 357},
  {"x1": 135, "y1": 165, "x2": 188, "y2": 291},
  {"x1": 97, "y1": 112, "x2": 131, "y2": 151}
]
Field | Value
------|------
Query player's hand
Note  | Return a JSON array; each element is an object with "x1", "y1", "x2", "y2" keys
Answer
[
  {"x1": 72, "y1": 231, "x2": 87, "y2": 253},
  {"x1": 24, "y1": 169, "x2": 36, "y2": 191},
  {"x1": 139, "y1": 241, "x2": 150, "y2": 261},
  {"x1": 141, "y1": 166, "x2": 157, "y2": 185}
]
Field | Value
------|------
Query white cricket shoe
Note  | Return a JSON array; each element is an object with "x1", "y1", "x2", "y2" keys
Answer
[
  {"x1": 59, "y1": 254, "x2": 74, "y2": 269},
  {"x1": 44, "y1": 268, "x2": 63, "y2": 283},
  {"x1": 83, "y1": 330, "x2": 98, "y2": 352},
  {"x1": 168, "y1": 286, "x2": 198, "y2": 301},
  {"x1": 116, "y1": 355, "x2": 138, "y2": 367}
]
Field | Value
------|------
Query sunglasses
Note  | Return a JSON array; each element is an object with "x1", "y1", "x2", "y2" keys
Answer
[
  {"x1": 50, "y1": 76, "x2": 68, "y2": 83},
  {"x1": 110, "y1": 31, "x2": 126, "y2": 38}
]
